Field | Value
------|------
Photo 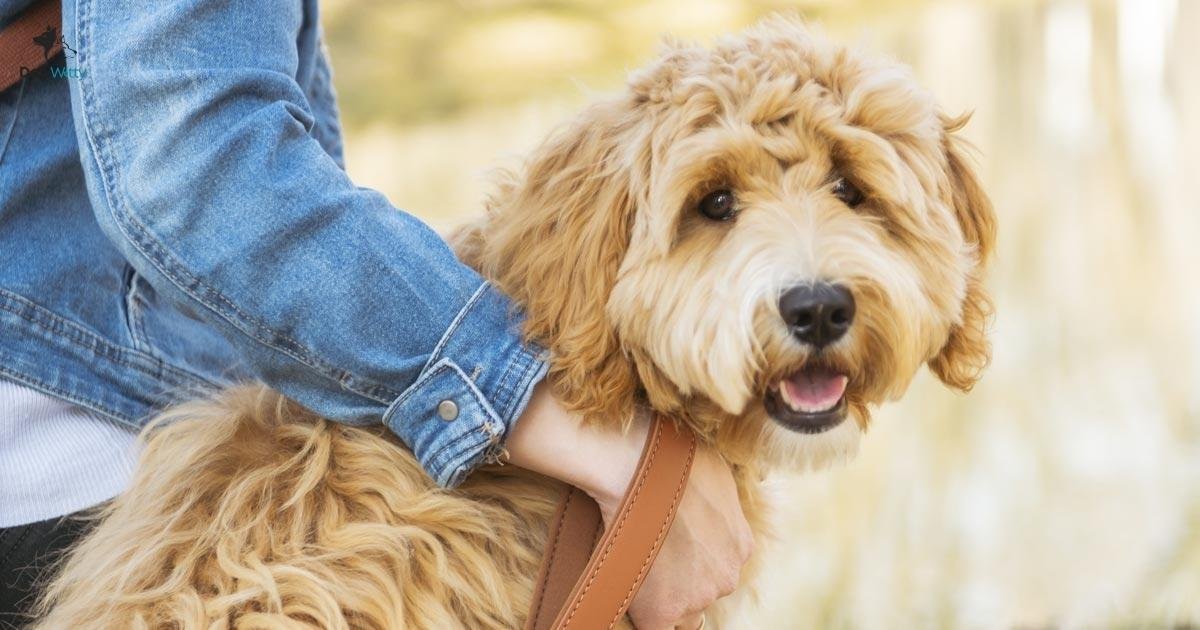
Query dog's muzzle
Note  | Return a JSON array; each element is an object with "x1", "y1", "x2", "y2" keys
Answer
[{"x1": 766, "y1": 282, "x2": 855, "y2": 433}]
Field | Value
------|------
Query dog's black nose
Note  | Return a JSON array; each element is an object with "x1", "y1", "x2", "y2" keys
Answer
[{"x1": 778, "y1": 282, "x2": 855, "y2": 348}]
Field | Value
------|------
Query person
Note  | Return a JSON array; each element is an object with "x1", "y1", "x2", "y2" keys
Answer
[{"x1": 0, "y1": 0, "x2": 753, "y2": 628}]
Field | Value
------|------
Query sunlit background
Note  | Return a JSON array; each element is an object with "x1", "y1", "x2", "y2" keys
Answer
[{"x1": 321, "y1": 1, "x2": 1200, "y2": 627}]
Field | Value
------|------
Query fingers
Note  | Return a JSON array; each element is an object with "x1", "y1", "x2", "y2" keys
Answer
[
  {"x1": 735, "y1": 515, "x2": 756, "y2": 567},
  {"x1": 629, "y1": 586, "x2": 714, "y2": 630},
  {"x1": 629, "y1": 442, "x2": 751, "y2": 630}
]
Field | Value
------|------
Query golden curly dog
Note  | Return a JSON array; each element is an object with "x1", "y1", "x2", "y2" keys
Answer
[{"x1": 37, "y1": 16, "x2": 995, "y2": 629}]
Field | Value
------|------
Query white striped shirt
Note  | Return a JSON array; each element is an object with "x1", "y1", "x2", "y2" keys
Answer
[{"x1": 0, "y1": 379, "x2": 139, "y2": 527}]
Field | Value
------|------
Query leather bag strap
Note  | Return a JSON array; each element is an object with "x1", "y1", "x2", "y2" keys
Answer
[
  {"x1": 0, "y1": 0, "x2": 61, "y2": 93},
  {"x1": 527, "y1": 415, "x2": 698, "y2": 630}
]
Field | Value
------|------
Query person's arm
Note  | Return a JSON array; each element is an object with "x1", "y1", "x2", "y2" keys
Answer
[
  {"x1": 62, "y1": 0, "x2": 542, "y2": 487},
  {"x1": 508, "y1": 383, "x2": 755, "y2": 630}
]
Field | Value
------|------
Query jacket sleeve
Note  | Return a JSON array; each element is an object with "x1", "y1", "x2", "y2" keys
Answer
[{"x1": 61, "y1": 0, "x2": 547, "y2": 487}]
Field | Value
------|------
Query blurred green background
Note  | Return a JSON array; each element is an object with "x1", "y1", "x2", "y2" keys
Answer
[{"x1": 321, "y1": 0, "x2": 1200, "y2": 627}]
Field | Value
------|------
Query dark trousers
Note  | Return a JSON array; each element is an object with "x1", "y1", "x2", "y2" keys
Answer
[{"x1": 0, "y1": 515, "x2": 90, "y2": 630}]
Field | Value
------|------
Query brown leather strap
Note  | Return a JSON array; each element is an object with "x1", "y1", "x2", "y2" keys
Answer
[
  {"x1": 0, "y1": 0, "x2": 62, "y2": 93},
  {"x1": 527, "y1": 415, "x2": 698, "y2": 630},
  {"x1": 526, "y1": 486, "x2": 604, "y2": 630}
]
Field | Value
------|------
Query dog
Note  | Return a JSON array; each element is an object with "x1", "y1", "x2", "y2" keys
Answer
[{"x1": 36, "y1": 15, "x2": 995, "y2": 629}]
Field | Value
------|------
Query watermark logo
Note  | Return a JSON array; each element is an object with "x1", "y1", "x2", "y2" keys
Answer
[{"x1": 19, "y1": 25, "x2": 85, "y2": 80}]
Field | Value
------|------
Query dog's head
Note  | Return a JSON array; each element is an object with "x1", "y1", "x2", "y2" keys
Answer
[{"x1": 475, "y1": 16, "x2": 995, "y2": 471}]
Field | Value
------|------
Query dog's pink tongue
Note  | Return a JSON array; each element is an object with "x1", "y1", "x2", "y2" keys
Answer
[{"x1": 782, "y1": 371, "x2": 848, "y2": 413}]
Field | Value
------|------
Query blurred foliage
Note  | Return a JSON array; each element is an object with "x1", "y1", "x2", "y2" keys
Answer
[{"x1": 320, "y1": 0, "x2": 905, "y2": 129}]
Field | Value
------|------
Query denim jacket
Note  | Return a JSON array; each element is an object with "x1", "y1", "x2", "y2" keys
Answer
[{"x1": 0, "y1": 0, "x2": 547, "y2": 487}]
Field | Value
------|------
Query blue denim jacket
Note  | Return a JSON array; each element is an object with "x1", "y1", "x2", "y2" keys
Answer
[{"x1": 0, "y1": 0, "x2": 547, "y2": 487}]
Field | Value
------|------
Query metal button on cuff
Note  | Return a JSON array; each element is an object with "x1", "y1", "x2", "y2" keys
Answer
[{"x1": 437, "y1": 399, "x2": 459, "y2": 421}]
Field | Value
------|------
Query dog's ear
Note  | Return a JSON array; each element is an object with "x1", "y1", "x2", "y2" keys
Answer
[
  {"x1": 929, "y1": 114, "x2": 997, "y2": 392},
  {"x1": 479, "y1": 99, "x2": 649, "y2": 422}
]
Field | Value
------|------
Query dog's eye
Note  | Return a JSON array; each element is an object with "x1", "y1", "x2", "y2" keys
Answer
[
  {"x1": 697, "y1": 190, "x2": 737, "y2": 221},
  {"x1": 832, "y1": 178, "x2": 864, "y2": 208}
]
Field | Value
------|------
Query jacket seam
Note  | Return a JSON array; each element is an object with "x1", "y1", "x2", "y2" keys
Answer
[
  {"x1": 419, "y1": 281, "x2": 489, "y2": 375},
  {"x1": 439, "y1": 437, "x2": 494, "y2": 487},
  {"x1": 0, "y1": 368, "x2": 142, "y2": 431},
  {"x1": 0, "y1": 288, "x2": 217, "y2": 389},
  {"x1": 424, "y1": 431, "x2": 483, "y2": 479},
  {"x1": 386, "y1": 359, "x2": 485, "y2": 414},
  {"x1": 494, "y1": 341, "x2": 540, "y2": 422},
  {"x1": 419, "y1": 283, "x2": 546, "y2": 426}
]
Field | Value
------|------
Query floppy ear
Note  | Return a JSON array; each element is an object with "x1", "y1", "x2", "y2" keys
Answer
[
  {"x1": 929, "y1": 114, "x2": 997, "y2": 392},
  {"x1": 476, "y1": 98, "x2": 650, "y2": 423}
]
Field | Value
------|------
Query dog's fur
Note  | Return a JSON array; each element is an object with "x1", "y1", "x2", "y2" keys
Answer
[{"x1": 36, "y1": 16, "x2": 995, "y2": 629}]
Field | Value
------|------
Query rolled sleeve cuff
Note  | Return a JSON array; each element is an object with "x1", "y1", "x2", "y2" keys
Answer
[{"x1": 382, "y1": 282, "x2": 548, "y2": 487}]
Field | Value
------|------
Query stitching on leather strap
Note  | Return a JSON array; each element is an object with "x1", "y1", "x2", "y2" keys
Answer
[
  {"x1": 531, "y1": 488, "x2": 575, "y2": 627},
  {"x1": 559, "y1": 422, "x2": 665, "y2": 627},
  {"x1": 607, "y1": 433, "x2": 696, "y2": 629}
]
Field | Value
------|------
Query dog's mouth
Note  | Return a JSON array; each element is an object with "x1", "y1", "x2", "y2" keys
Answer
[{"x1": 764, "y1": 366, "x2": 849, "y2": 434}]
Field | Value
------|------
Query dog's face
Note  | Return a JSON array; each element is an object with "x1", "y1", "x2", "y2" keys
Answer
[{"x1": 480, "y1": 16, "x2": 995, "y2": 472}]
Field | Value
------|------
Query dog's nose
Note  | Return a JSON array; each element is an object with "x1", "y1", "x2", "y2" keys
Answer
[{"x1": 778, "y1": 282, "x2": 855, "y2": 348}]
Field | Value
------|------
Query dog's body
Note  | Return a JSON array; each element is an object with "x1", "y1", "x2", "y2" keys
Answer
[{"x1": 37, "y1": 17, "x2": 994, "y2": 629}]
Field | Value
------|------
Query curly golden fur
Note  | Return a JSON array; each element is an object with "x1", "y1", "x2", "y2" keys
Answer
[{"x1": 36, "y1": 16, "x2": 994, "y2": 629}]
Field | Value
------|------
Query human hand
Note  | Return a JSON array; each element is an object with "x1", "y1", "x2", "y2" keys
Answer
[
  {"x1": 598, "y1": 441, "x2": 752, "y2": 630},
  {"x1": 506, "y1": 382, "x2": 754, "y2": 629}
]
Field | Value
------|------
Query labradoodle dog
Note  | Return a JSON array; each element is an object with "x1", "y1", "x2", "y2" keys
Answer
[{"x1": 37, "y1": 16, "x2": 995, "y2": 629}]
